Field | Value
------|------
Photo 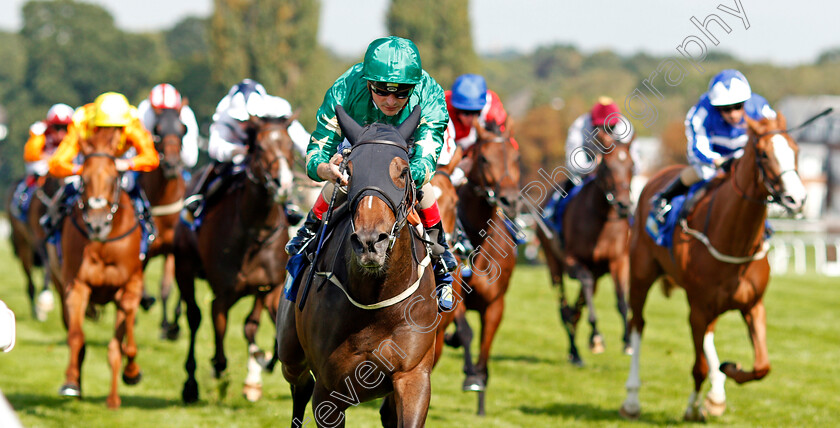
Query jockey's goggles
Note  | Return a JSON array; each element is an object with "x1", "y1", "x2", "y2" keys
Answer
[
  {"x1": 716, "y1": 102, "x2": 745, "y2": 113},
  {"x1": 368, "y1": 81, "x2": 414, "y2": 99},
  {"x1": 457, "y1": 108, "x2": 482, "y2": 117}
]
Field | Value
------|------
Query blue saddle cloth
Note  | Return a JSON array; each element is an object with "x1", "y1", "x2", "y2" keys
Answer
[
  {"x1": 543, "y1": 178, "x2": 593, "y2": 237},
  {"x1": 644, "y1": 181, "x2": 708, "y2": 249}
]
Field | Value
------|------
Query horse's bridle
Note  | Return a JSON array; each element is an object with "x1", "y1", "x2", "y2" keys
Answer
[
  {"x1": 75, "y1": 153, "x2": 131, "y2": 241},
  {"x1": 245, "y1": 125, "x2": 294, "y2": 205},
  {"x1": 732, "y1": 130, "x2": 800, "y2": 208},
  {"x1": 346, "y1": 140, "x2": 417, "y2": 251},
  {"x1": 470, "y1": 134, "x2": 514, "y2": 209},
  {"x1": 153, "y1": 110, "x2": 186, "y2": 177},
  {"x1": 595, "y1": 147, "x2": 632, "y2": 219}
]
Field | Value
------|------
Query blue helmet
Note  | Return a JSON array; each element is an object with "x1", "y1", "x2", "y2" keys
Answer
[
  {"x1": 707, "y1": 69, "x2": 751, "y2": 106},
  {"x1": 451, "y1": 74, "x2": 488, "y2": 111},
  {"x1": 225, "y1": 78, "x2": 268, "y2": 121}
]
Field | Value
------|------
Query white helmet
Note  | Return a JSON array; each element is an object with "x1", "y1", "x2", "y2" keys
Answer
[
  {"x1": 262, "y1": 95, "x2": 293, "y2": 119},
  {"x1": 222, "y1": 79, "x2": 268, "y2": 121},
  {"x1": 707, "y1": 69, "x2": 751, "y2": 106}
]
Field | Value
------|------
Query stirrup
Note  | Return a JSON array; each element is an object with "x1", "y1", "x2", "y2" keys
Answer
[
  {"x1": 436, "y1": 282, "x2": 454, "y2": 311},
  {"x1": 184, "y1": 194, "x2": 204, "y2": 217}
]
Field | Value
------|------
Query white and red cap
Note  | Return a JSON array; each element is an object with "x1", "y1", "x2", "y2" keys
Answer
[
  {"x1": 46, "y1": 103, "x2": 75, "y2": 125},
  {"x1": 149, "y1": 83, "x2": 183, "y2": 110}
]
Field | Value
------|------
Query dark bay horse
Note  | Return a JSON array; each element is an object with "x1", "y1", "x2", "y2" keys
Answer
[
  {"x1": 176, "y1": 114, "x2": 296, "y2": 403},
  {"x1": 277, "y1": 106, "x2": 438, "y2": 427},
  {"x1": 536, "y1": 131, "x2": 634, "y2": 366},
  {"x1": 6, "y1": 176, "x2": 60, "y2": 321},
  {"x1": 138, "y1": 107, "x2": 187, "y2": 339},
  {"x1": 58, "y1": 127, "x2": 147, "y2": 408},
  {"x1": 444, "y1": 120, "x2": 520, "y2": 415},
  {"x1": 619, "y1": 115, "x2": 807, "y2": 421}
]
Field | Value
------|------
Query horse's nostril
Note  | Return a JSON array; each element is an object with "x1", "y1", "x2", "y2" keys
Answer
[{"x1": 350, "y1": 233, "x2": 364, "y2": 253}]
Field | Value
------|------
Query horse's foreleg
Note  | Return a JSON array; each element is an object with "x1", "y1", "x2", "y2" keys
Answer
[
  {"x1": 475, "y1": 297, "x2": 505, "y2": 416},
  {"x1": 121, "y1": 275, "x2": 143, "y2": 387},
  {"x1": 60, "y1": 279, "x2": 90, "y2": 399},
  {"x1": 277, "y1": 298, "x2": 313, "y2": 427},
  {"x1": 160, "y1": 254, "x2": 176, "y2": 339},
  {"x1": 243, "y1": 296, "x2": 265, "y2": 402},
  {"x1": 176, "y1": 262, "x2": 201, "y2": 403},
  {"x1": 619, "y1": 244, "x2": 660, "y2": 420},
  {"x1": 722, "y1": 300, "x2": 771, "y2": 384},
  {"x1": 579, "y1": 268, "x2": 605, "y2": 356},
  {"x1": 107, "y1": 304, "x2": 128, "y2": 408},
  {"x1": 390, "y1": 370, "x2": 432, "y2": 428},
  {"x1": 312, "y1": 383, "x2": 348, "y2": 428},
  {"x1": 452, "y1": 310, "x2": 481, "y2": 392},
  {"x1": 684, "y1": 308, "x2": 713, "y2": 422},
  {"x1": 610, "y1": 255, "x2": 631, "y2": 354},
  {"x1": 701, "y1": 320, "x2": 727, "y2": 417},
  {"x1": 211, "y1": 296, "x2": 233, "y2": 379}
]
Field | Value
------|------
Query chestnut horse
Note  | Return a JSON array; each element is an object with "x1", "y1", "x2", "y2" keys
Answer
[
  {"x1": 57, "y1": 127, "x2": 146, "y2": 408},
  {"x1": 620, "y1": 115, "x2": 807, "y2": 421},
  {"x1": 138, "y1": 107, "x2": 187, "y2": 339},
  {"x1": 6, "y1": 176, "x2": 60, "y2": 321},
  {"x1": 277, "y1": 106, "x2": 437, "y2": 427},
  {"x1": 176, "y1": 114, "x2": 296, "y2": 403},
  {"x1": 536, "y1": 131, "x2": 634, "y2": 366},
  {"x1": 444, "y1": 120, "x2": 520, "y2": 415}
]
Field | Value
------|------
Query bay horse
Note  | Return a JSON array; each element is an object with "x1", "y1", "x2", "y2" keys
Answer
[
  {"x1": 57, "y1": 127, "x2": 147, "y2": 408},
  {"x1": 175, "y1": 114, "x2": 296, "y2": 403},
  {"x1": 277, "y1": 106, "x2": 438, "y2": 427},
  {"x1": 138, "y1": 107, "x2": 187, "y2": 339},
  {"x1": 536, "y1": 130, "x2": 634, "y2": 366},
  {"x1": 6, "y1": 176, "x2": 60, "y2": 321},
  {"x1": 619, "y1": 114, "x2": 807, "y2": 421},
  {"x1": 443, "y1": 120, "x2": 520, "y2": 415}
]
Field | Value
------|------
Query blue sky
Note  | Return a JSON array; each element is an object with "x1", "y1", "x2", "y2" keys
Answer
[{"x1": 0, "y1": 0, "x2": 835, "y2": 65}]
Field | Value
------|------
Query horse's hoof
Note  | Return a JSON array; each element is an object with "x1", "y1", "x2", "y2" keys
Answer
[
  {"x1": 568, "y1": 354, "x2": 584, "y2": 367},
  {"x1": 623, "y1": 345, "x2": 633, "y2": 356},
  {"x1": 243, "y1": 382, "x2": 262, "y2": 402},
  {"x1": 37, "y1": 289, "x2": 55, "y2": 312},
  {"x1": 462, "y1": 375, "x2": 485, "y2": 392},
  {"x1": 590, "y1": 335, "x2": 605, "y2": 354},
  {"x1": 59, "y1": 383, "x2": 81, "y2": 398},
  {"x1": 123, "y1": 370, "x2": 142, "y2": 385},
  {"x1": 106, "y1": 395, "x2": 121, "y2": 409},
  {"x1": 683, "y1": 407, "x2": 707, "y2": 422},
  {"x1": 161, "y1": 325, "x2": 180, "y2": 341},
  {"x1": 443, "y1": 333, "x2": 462, "y2": 348},
  {"x1": 720, "y1": 361, "x2": 740, "y2": 377},
  {"x1": 619, "y1": 404, "x2": 640, "y2": 420},
  {"x1": 182, "y1": 380, "x2": 199, "y2": 403},
  {"x1": 140, "y1": 295, "x2": 156, "y2": 312},
  {"x1": 704, "y1": 395, "x2": 726, "y2": 417}
]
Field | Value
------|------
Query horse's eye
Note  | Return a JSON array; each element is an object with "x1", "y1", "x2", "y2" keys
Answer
[{"x1": 400, "y1": 168, "x2": 409, "y2": 178}]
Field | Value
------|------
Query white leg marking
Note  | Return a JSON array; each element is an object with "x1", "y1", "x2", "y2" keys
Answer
[
  {"x1": 771, "y1": 134, "x2": 807, "y2": 203},
  {"x1": 622, "y1": 329, "x2": 642, "y2": 413},
  {"x1": 703, "y1": 332, "x2": 726, "y2": 402}
]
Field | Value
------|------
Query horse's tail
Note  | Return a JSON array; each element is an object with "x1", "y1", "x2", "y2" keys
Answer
[{"x1": 659, "y1": 276, "x2": 678, "y2": 298}]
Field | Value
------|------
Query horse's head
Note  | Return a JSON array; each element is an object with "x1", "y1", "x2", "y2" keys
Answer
[
  {"x1": 336, "y1": 105, "x2": 419, "y2": 272},
  {"x1": 745, "y1": 114, "x2": 807, "y2": 214},
  {"x1": 594, "y1": 129, "x2": 634, "y2": 218},
  {"x1": 78, "y1": 128, "x2": 123, "y2": 241},
  {"x1": 152, "y1": 107, "x2": 186, "y2": 179},
  {"x1": 245, "y1": 114, "x2": 297, "y2": 205},
  {"x1": 467, "y1": 118, "x2": 521, "y2": 219}
]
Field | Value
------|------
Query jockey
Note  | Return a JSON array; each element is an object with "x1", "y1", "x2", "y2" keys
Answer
[
  {"x1": 650, "y1": 69, "x2": 776, "y2": 221},
  {"x1": 12, "y1": 103, "x2": 74, "y2": 220},
  {"x1": 565, "y1": 97, "x2": 635, "y2": 188},
  {"x1": 137, "y1": 83, "x2": 200, "y2": 170},
  {"x1": 44, "y1": 92, "x2": 159, "y2": 248},
  {"x1": 182, "y1": 78, "x2": 311, "y2": 222},
  {"x1": 444, "y1": 73, "x2": 518, "y2": 186},
  {"x1": 285, "y1": 36, "x2": 457, "y2": 311}
]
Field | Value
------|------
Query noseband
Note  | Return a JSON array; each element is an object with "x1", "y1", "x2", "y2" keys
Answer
[
  {"x1": 471, "y1": 135, "x2": 513, "y2": 208},
  {"x1": 75, "y1": 153, "x2": 136, "y2": 241}
]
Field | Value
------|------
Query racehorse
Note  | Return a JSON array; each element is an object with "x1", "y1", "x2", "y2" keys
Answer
[
  {"x1": 138, "y1": 107, "x2": 187, "y2": 339},
  {"x1": 175, "y1": 114, "x2": 296, "y2": 403},
  {"x1": 536, "y1": 130, "x2": 634, "y2": 366},
  {"x1": 6, "y1": 176, "x2": 60, "y2": 321},
  {"x1": 619, "y1": 115, "x2": 807, "y2": 421},
  {"x1": 57, "y1": 127, "x2": 146, "y2": 408},
  {"x1": 443, "y1": 119, "x2": 520, "y2": 415},
  {"x1": 277, "y1": 106, "x2": 438, "y2": 427}
]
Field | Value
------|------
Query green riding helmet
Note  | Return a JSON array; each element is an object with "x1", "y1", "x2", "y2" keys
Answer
[{"x1": 362, "y1": 36, "x2": 422, "y2": 85}]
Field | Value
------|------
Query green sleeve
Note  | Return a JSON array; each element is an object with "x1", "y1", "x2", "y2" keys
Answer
[
  {"x1": 306, "y1": 67, "x2": 355, "y2": 182},
  {"x1": 409, "y1": 72, "x2": 449, "y2": 187}
]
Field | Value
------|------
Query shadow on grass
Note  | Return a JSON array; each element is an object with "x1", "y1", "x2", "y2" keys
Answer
[
  {"x1": 7, "y1": 392, "x2": 181, "y2": 410},
  {"x1": 520, "y1": 402, "x2": 675, "y2": 425}
]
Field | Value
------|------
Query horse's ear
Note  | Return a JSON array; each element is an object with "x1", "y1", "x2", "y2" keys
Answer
[
  {"x1": 288, "y1": 109, "x2": 301, "y2": 125},
  {"x1": 397, "y1": 106, "x2": 422, "y2": 142},
  {"x1": 473, "y1": 116, "x2": 489, "y2": 140},
  {"x1": 335, "y1": 105, "x2": 362, "y2": 144},
  {"x1": 776, "y1": 112, "x2": 787, "y2": 130},
  {"x1": 744, "y1": 116, "x2": 763, "y2": 136},
  {"x1": 504, "y1": 117, "x2": 515, "y2": 138},
  {"x1": 181, "y1": 97, "x2": 189, "y2": 109}
]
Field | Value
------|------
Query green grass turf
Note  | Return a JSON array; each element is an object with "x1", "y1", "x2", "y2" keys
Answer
[{"x1": 0, "y1": 239, "x2": 837, "y2": 427}]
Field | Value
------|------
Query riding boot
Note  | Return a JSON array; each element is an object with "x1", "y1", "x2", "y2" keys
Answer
[
  {"x1": 650, "y1": 176, "x2": 689, "y2": 222},
  {"x1": 41, "y1": 180, "x2": 76, "y2": 237},
  {"x1": 284, "y1": 203, "x2": 304, "y2": 226},
  {"x1": 285, "y1": 210, "x2": 321, "y2": 256},
  {"x1": 183, "y1": 164, "x2": 217, "y2": 220},
  {"x1": 452, "y1": 217, "x2": 474, "y2": 255},
  {"x1": 426, "y1": 221, "x2": 457, "y2": 311}
]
